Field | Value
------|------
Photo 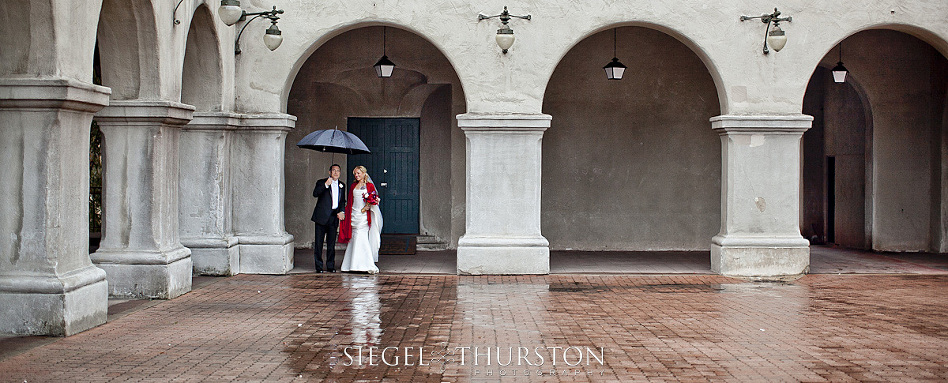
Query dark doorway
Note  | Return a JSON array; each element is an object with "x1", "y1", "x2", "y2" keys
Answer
[{"x1": 346, "y1": 118, "x2": 420, "y2": 234}]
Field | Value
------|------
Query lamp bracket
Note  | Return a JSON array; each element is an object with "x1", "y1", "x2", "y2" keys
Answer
[
  {"x1": 478, "y1": 6, "x2": 531, "y2": 25},
  {"x1": 234, "y1": 6, "x2": 284, "y2": 54},
  {"x1": 740, "y1": 8, "x2": 792, "y2": 54},
  {"x1": 173, "y1": 0, "x2": 185, "y2": 27},
  {"x1": 740, "y1": 8, "x2": 792, "y2": 24}
]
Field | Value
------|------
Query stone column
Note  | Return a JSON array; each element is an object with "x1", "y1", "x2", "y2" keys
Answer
[
  {"x1": 92, "y1": 100, "x2": 194, "y2": 299},
  {"x1": 180, "y1": 113, "x2": 239, "y2": 275},
  {"x1": 231, "y1": 114, "x2": 295, "y2": 274},
  {"x1": 456, "y1": 113, "x2": 550, "y2": 274},
  {"x1": 710, "y1": 115, "x2": 812, "y2": 278},
  {"x1": 0, "y1": 78, "x2": 110, "y2": 335}
]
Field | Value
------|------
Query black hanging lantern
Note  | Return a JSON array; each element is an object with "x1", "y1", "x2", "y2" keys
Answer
[
  {"x1": 603, "y1": 28, "x2": 626, "y2": 80},
  {"x1": 374, "y1": 27, "x2": 396, "y2": 78},
  {"x1": 831, "y1": 44, "x2": 848, "y2": 83}
]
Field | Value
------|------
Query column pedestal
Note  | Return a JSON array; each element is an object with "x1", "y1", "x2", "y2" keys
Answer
[
  {"x1": 180, "y1": 113, "x2": 239, "y2": 275},
  {"x1": 0, "y1": 78, "x2": 110, "y2": 335},
  {"x1": 231, "y1": 114, "x2": 296, "y2": 274},
  {"x1": 92, "y1": 100, "x2": 194, "y2": 299},
  {"x1": 710, "y1": 115, "x2": 812, "y2": 278},
  {"x1": 457, "y1": 114, "x2": 550, "y2": 275}
]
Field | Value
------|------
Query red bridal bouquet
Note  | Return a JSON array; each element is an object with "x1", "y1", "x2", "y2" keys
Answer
[
  {"x1": 364, "y1": 190, "x2": 380, "y2": 206},
  {"x1": 361, "y1": 190, "x2": 380, "y2": 213}
]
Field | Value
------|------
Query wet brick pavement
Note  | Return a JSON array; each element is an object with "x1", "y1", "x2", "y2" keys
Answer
[{"x1": 1, "y1": 272, "x2": 946, "y2": 382}]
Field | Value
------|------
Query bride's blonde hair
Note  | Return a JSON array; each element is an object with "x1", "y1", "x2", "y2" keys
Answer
[{"x1": 354, "y1": 165, "x2": 370, "y2": 184}]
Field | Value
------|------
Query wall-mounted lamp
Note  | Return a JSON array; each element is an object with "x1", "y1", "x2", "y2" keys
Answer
[
  {"x1": 218, "y1": 0, "x2": 284, "y2": 54},
  {"x1": 832, "y1": 44, "x2": 848, "y2": 83},
  {"x1": 740, "y1": 8, "x2": 792, "y2": 54},
  {"x1": 374, "y1": 27, "x2": 396, "y2": 78},
  {"x1": 603, "y1": 28, "x2": 627, "y2": 80},
  {"x1": 478, "y1": 6, "x2": 531, "y2": 54}
]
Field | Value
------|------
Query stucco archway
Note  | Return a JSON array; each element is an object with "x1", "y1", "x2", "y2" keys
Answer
[
  {"x1": 541, "y1": 25, "x2": 722, "y2": 253},
  {"x1": 96, "y1": 0, "x2": 159, "y2": 100},
  {"x1": 284, "y1": 25, "x2": 467, "y2": 254},
  {"x1": 802, "y1": 28, "x2": 948, "y2": 253},
  {"x1": 181, "y1": 4, "x2": 223, "y2": 112}
]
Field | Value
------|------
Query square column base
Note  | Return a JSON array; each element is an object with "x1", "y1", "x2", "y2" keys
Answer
[
  {"x1": 238, "y1": 234, "x2": 294, "y2": 274},
  {"x1": 0, "y1": 266, "x2": 108, "y2": 336},
  {"x1": 93, "y1": 247, "x2": 193, "y2": 299},
  {"x1": 457, "y1": 236, "x2": 550, "y2": 275},
  {"x1": 184, "y1": 238, "x2": 239, "y2": 276},
  {"x1": 711, "y1": 236, "x2": 810, "y2": 278}
]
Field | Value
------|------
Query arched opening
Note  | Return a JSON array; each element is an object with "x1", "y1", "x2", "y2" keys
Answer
[
  {"x1": 541, "y1": 26, "x2": 721, "y2": 263},
  {"x1": 802, "y1": 29, "x2": 948, "y2": 254},
  {"x1": 95, "y1": 0, "x2": 159, "y2": 100},
  {"x1": 181, "y1": 4, "x2": 223, "y2": 111},
  {"x1": 90, "y1": 44, "x2": 104, "y2": 252},
  {"x1": 92, "y1": 0, "x2": 160, "y2": 251},
  {"x1": 285, "y1": 25, "x2": 467, "y2": 262}
]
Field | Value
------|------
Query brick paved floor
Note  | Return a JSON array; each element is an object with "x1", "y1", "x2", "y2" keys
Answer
[{"x1": 2, "y1": 272, "x2": 946, "y2": 382}]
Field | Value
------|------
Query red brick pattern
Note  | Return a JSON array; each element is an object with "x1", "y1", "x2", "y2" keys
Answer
[{"x1": 1, "y1": 274, "x2": 946, "y2": 382}]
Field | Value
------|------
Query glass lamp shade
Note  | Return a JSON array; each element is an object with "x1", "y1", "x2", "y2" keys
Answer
[
  {"x1": 218, "y1": 0, "x2": 243, "y2": 26},
  {"x1": 831, "y1": 62, "x2": 848, "y2": 83},
  {"x1": 264, "y1": 24, "x2": 282, "y2": 51},
  {"x1": 767, "y1": 25, "x2": 788, "y2": 52},
  {"x1": 496, "y1": 26, "x2": 515, "y2": 53},
  {"x1": 603, "y1": 57, "x2": 627, "y2": 80},
  {"x1": 374, "y1": 55, "x2": 396, "y2": 78}
]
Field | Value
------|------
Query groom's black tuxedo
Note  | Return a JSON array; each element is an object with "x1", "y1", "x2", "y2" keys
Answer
[
  {"x1": 311, "y1": 178, "x2": 346, "y2": 225},
  {"x1": 311, "y1": 177, "x2": 346, "y2": 271}
]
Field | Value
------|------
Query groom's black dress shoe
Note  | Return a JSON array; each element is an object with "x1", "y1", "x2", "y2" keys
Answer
[
  {"x1": 328, "y1": 269, "x2": 337, "y2": 273},
  {"x1": 315, "y1": 269, "x2": 324, "y2": 273}
]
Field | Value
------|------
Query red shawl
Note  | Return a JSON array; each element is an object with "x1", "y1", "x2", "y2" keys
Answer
[{"x1": 337, "y1": 182, "x2": 376, "y2": 244}]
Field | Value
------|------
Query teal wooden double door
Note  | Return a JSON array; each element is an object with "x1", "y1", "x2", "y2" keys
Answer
[{"x1": 346, "y1": 118, "x2": 420, "y2": 234}]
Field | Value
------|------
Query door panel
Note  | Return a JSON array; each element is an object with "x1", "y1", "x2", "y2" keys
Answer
[{"x1": 347, "y1": 118, "x2": 419, "y2": 234}]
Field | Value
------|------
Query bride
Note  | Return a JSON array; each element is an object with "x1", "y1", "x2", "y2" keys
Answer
[{"x1": 338, "y1": 165, "x2": 382, "y2": 273}]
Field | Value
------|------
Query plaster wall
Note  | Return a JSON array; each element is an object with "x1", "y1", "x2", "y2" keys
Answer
[
  {"x1": 231, "y1": 1, "x2": 948, "y2": 117},
  {"x1": 863, "y1": 31, "x2": 936, "y2": 251},
  {"x1": 285, "y1": 27, "x2": 465, "y2": 248},
  {"x1": 0, "y1": 0, "x2": 103, "y2": 82},
  {"x1": 541, "y1": 27, "x2": 720, "y2": 251}
]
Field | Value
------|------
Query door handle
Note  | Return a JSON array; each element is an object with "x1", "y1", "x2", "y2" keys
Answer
[{"x1": 380, "y1": 182, "x2": 388, "y2": 187}]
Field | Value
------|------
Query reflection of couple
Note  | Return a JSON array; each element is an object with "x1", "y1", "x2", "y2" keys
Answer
[{"x1": 311, "y1": 164, "x2": 381, "y2": 274}]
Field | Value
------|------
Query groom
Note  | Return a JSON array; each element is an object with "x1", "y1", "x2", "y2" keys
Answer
[{"x1": 311, "y1": 164, "x2": 346, "y2": 272}]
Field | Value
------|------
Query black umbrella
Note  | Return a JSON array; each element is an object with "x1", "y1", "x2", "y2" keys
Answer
[{"x1": 296, "y1": 128, "x2": 371, "y2": 155}]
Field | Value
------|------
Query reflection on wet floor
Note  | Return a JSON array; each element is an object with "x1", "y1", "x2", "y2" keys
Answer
[
  {"x1": 1, "y1": 274, "x2": 946, "y2": 381},
  {"x1": 341, "y1": 275, "x2": 382, "y2": 346}
]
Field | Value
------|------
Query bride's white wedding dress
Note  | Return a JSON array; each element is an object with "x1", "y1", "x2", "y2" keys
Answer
[{"x1": 341, "y1": 186, "x2": 381, "y2": 273}]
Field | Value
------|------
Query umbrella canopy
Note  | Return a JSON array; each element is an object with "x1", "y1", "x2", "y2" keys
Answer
[{"x1": 296, "y1": 128, "x2": 371, "y2": 155}]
